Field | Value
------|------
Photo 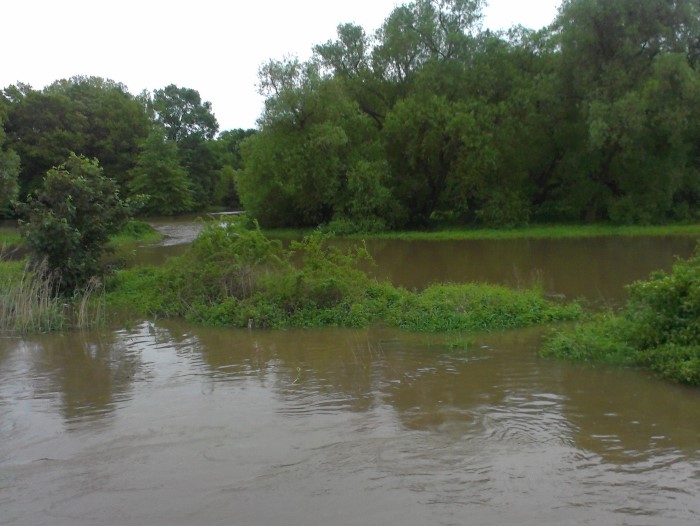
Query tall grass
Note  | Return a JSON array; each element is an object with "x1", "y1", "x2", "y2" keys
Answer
[{"x1": 0, "y1": 260, "x2": 104, "y2": 334}]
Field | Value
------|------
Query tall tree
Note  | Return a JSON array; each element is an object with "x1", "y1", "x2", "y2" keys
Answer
[
  {"x1": 0, "y1": 100, "x2": 20, "y2": 216},
  {"x1": 238, "y1": 59, "x2": 395, "y2": 229},
  {"x1": 3, "y1": 77, "x2": 150, "y2": 195},
  {"x1": 151, "y1": 85, "x2": 220, "y2": 207},
  {"x1": 129, "y1": 131, "x2": 194, "y2": 216},
  {"x1": 553, "y1": 0, "x2": 700, "y2": 222},
  {"x1": 152, "y1": 84, "x2": 219, "y2": 142}
]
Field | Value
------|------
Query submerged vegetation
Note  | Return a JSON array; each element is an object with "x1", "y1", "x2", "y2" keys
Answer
[
  {"x1": 0, "y1": 219, "x2": 158, "y2": 335},
  {"x1": 0, "y1": 260, "x2": 105, "y2": 333},
  {"x1": 542, "y1": 250, "x2": 700, "y2": 385},
  {"x1": 1, "y1": 0, "x2": 699, "y2": 394},
  {"x1": 106, "y1": 218, "x2": 581, "y2": 331}
]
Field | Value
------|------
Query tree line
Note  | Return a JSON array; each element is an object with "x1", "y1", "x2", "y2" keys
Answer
[
  {"x1": 241, "y1": 0, "x2": 700, "y2": 229},
  {"x1": 3, "y1": 0, "x2": 700, "y2": 230},
  {"x1": 0, "y1": 78, "x2": 254, "y2": 218}
]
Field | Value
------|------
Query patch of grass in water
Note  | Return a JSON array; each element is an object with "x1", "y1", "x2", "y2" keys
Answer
[
  {"x1": 291, "y1": 223, "x2": 700, "y2": 241},
  {"x1": 106, "y1": 218, "x2": 582, "y2": 333},
  {"x1": 0, "y1": 259, "x2": 104, "y2": 334},
  {"x1": 541, "y1": 250, "x2": 700, "y2": 386}
]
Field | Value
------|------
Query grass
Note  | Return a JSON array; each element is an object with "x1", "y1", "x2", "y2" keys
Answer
[
  {"x1": 1, "y1": 219, "x2": 161, "y2": 254},
  {"x1": 0, "y1": 259, "x2": 104, "y2": 334},
  {"x1": 108, "y1": 220, "x2": 162, "y2": 246},
  {"x1": 0, "y1": 230, "x2": 22, "y2": 247},
  {"x1": 345, "y1": 223, "x2": 700, "y2": 241},
  {"x1": 0, "y1": 220, "x2": 157, "y2": 335}
]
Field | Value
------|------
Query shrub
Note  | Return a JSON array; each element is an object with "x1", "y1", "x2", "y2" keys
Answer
[
  {"x1": 107, "y1": 217, "x2": 581, "y2": 333},
  {"x1": 542, "y1": 249, "x2": 700, "y2": 385},
  {"x1": 17, "y1": 154, "x2": 130, "y2": 294}
]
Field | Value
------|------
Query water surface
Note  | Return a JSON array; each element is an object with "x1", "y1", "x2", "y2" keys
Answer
[
  {"x1": 3, "y1": 220, "x2": 699, "y2": 525},
  {"x1": 140, "y1": 219, "x2": 697, "y2": 304},
  {"x1": 1, "y1": 323, "x2": 699, "y2": 525}
]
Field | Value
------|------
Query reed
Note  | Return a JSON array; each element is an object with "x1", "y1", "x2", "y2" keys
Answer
[{"x1": 0, "y1": 259, "x2": 105, "y2": 334}]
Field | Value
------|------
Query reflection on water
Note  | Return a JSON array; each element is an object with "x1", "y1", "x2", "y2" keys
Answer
[
  {"x1": 358, "y1": 236, "x2": 698, "y2": 304},
  {"x1": 1, "y1": 322, "x2": 699, "y2": 525}
]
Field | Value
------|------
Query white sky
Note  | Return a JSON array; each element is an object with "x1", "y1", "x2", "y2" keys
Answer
[{"x1": 2, "y1": 0, "x2": 560, "y2": 131}]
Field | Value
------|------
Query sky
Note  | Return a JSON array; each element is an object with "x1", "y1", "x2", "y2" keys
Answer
[{"x1": 2, "y1": 0, "x2": 561, "y2": 131}]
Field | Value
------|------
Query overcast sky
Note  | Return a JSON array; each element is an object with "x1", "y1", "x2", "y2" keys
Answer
[{"x1": 2, "y1": 0, "x2": 561, "y2": 131}]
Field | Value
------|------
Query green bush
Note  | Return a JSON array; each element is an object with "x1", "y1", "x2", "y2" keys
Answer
[
  {"x1": 17, "y1": 154, "x2": 130, "y2": 294},
  {"x1": 107, "y1": 217, "x2": 581, "y2": 333},
  {"x1": 542, "y1": 249, "x2": 700, "y2": 385}
]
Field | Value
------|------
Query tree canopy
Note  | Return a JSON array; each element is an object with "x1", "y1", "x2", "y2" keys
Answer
[{"x1": 3, "y1": 0, "x2": 700, "y2": 228}]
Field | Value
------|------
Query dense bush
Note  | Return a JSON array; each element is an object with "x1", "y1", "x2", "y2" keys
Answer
[
  {"x1": 542, "y1": 249, "x2": 700, "y2": 385},
  {"x1": 17, "y1": 154, "x2": 130, "y2": 293},
  {"x1": 107, "y1": 217, "x2": 581, "y2": 331}
]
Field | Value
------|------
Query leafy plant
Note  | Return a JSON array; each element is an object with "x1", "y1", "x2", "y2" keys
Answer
[
  {"x1": 542, "y1": 248, "x2": 700, "y2": 385},
  {"x1": 17, "y1": 153, "x2": 130, "y2": 294},
  {"x1": 107, "y1": 217, "x2": 581, "y2": 332}
]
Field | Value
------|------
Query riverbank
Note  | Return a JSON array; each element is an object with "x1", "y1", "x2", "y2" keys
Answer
[
  {"x1": 0, "y1": 221, "x2": 162, "y2": 333},
  {"x1": 0, "y1": 219, "x2": 162, "y2": 252},
  {"x1": 266, "y1": 223, "x2": 700, "y2": 241}
]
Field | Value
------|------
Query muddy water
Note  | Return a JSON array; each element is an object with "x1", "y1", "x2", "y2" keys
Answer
[
  {"x1": 141, "y1": 219, "x2": 697, "y2": 303},
  {"x1": 1, "y1": 323, "x2": 699, "y2": 525},
  {"x1": 2, "y1": 221, "x2": 700, "y2": 525}
]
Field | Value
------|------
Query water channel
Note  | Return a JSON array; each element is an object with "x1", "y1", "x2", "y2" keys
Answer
[{"x1": 1, "y1": 220, "x2": 699, "y2": 525}]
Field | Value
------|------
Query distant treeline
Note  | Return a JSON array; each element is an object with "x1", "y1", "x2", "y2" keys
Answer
[
  {"x1": 3, "y1": 0, "x2": 700, "y2": 229},
  {"x1": 0, "y1": 80, "x2": 254, "y2": 217}
]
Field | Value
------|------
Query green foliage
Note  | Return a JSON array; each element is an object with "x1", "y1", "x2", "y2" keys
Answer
[
  {"x1": 4, "y1": 0, "x2": 700, "y2": 228},
  {"x1": 17, "y1": 154, "x2": 130, "y2": 293},
  {"x1": 238, "y1": 65, "x2": 395, "y2": 230},
  {"x1": 542, "y1": 249, "x2": 700, "y2": 385},
  {"x1": 211, "y1": 129, "x2": 256, "y2": 208},
  {"x1": 236, "y1": 0, "x2": 700, "y2": 230},
  {"x1": 109, "y1": 220, "x2": 161, "y2": 246},
  {"x1": 0, "y1": 100, "x2": 20, "y2": 216},
  {"x1": 152, "y1": 84, "x2": 219, "y2": 142},
  {"x1": 3, "y1": 77, "x2": 151, "y2": 195},
  {"x1": 129, "y1": 132, "x2": 194, "y2": 215},
  {"x1": 107, "y1": 217, "x2": 580, "y2": 332}
]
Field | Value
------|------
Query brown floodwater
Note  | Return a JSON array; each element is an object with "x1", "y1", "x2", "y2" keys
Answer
[
  {"x1": 2, "y1": 220, "x2": 700, "y2": 525},
  {"x1": 137, "y1": 219, "x2": 698, "y2": 304},
  {"x1": 1, "y1": 323, "x2": 699, "y2": 525}
]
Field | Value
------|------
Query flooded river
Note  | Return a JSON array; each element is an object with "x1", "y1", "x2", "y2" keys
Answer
[{"x1": 1, "y1": 221, "x2": 699, "y2": 525}]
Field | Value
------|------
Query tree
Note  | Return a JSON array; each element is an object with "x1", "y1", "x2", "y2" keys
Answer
[
  {"x1": 0, "y1": 149, "x2": 20, "y2": 217},
  {"x1": 238, "y1": 60, "x2": 395, "y2": 230},
  {"x1": 152, "y1": 84, "x2": 219, "y2": 142},
  {"x1": 3, "y1": 77, "x2": 151, "y2": 196},
  {"x1": 211, "y1": 129, "x2": 257, "y2": 208},
  {"x1": 17, "y1": 154, "x2": 130, "y2": 293},
  {"x1": 552, "y1": 0, "x2": 700, "y2": 222},
  {"x1": 0, "y1": 103, "x2": 20, "y2": 216},
  {"x1": 3, "y1": 86, "x2": 86, "y2": 195},
  {"x1": 44, "y1": 77, "x2": 151, "y2": 188},
  {"x1": 150, "y1": 85, "x2": 220, "y2": 206},
  {"x1": 372, "y1": 0, "x2": 484, "y2": 82},
  {"x1": 129, "y1": 131, "x2": 194, "y2": 216}
]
